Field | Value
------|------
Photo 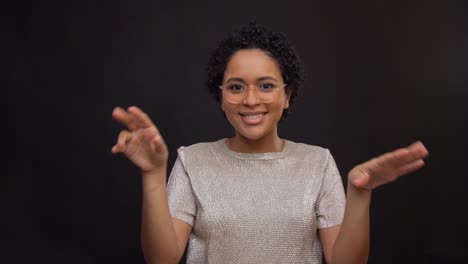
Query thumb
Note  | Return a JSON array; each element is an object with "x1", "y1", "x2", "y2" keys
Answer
[
  {"x1": 151, "y1": 135, "x2": 166, "y2": 154},
  {"x1": 350, "y1": 165, "x2": 371, "y2": 188},
  {"x1": 352, "y1": 177, "x2": 367, "y2": 188}
]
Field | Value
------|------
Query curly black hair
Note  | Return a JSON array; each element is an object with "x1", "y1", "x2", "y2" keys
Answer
[{"x1": 205, "y1": 21, "x2": 304, "y2": 118}]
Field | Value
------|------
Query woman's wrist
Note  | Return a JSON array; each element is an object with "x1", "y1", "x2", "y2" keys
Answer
[
  {"x1": 346, "y1": 179, "x2": 372, "y2": 200},
  {"x1": 142, "y1": 167, "x2": 167, "y2": 193}
]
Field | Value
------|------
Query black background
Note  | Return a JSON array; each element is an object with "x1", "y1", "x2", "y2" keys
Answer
[{"x1": 6, "y1": 0, "x2": 468, "y2": 263}]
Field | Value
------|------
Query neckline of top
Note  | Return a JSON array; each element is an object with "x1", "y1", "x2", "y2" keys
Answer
[{"x1": 217, "y1": 138, "x2": 295, "y2": 160}]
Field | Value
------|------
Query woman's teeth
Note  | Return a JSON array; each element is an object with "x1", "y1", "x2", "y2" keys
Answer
[{"x1": 244, "y1": 113, "x2": 264, "y2": 119}]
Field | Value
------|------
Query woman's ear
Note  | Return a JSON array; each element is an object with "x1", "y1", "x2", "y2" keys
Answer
[{"x1": 283, "y1": 91, "x2": 291, "y2": 110}]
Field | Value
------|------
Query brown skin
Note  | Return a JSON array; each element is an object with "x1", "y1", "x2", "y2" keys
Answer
[
  {"x1": 221, "y1": 49, "x2": 290, "y2": 153},
  {"x1": 328, "y1": 141, "x2": 428, "y2": 264},
  {"x1": 112, "y1": 48, "x2": 429, "y2": 264},
  {"x1": 112, "y1": 106, "x2": 190, "y2": 264}
]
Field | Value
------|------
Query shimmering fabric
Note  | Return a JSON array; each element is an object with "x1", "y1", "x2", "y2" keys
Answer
[{"x1": 167, "y1": 138, "x2": 346, "y2": 264}]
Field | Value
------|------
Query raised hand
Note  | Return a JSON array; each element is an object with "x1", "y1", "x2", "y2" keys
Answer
[
  {"x1": 112, "y1": 106, "x2": 168, "y2": 173},
  {"x1": 348, "y1": 141, "x2": 429, "y2": 191}
]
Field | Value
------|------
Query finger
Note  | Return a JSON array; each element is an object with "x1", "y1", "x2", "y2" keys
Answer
[
  {"x1": 112, "y1": 107, "x2": 140, "y2": 131},
  {"x1": 373, "y1": 149, "x2": 409, "y2": 168},
  {"x1": 151, "y1": 134, "x2": 167, "y2": 154},
  {"x1": 406, "y1": 141, "x2": 429, "y2": 159},
  {"x1": 127, "y1": 106, "x2": 156, "y2": 129},
  {"x1": 351, "y1": 171, "x2": 370, "y2": 189},
  {"x1": 389, "y1": 141, "x2": 429, "y2": 166},
  {"x1": 397, "y1": 159, "x2": 425, "y2": 176},
  {"x1": 112, "y1": 130, "x2": 132, "y2": 153},
  {"x1": 376, "y1": 142, "x2": 428, "y2": 168}
]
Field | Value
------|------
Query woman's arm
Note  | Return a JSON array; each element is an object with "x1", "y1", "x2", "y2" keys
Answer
[
  {"x1": 320, "y1": 141, "x2": 429, "y2": 264},
  {"x1": 140, "y1": 169, "x2": 192, "y2": 264},
  {"x1": 112, "y1": 106, "x2": 192, "y2": 264},
  {"x1": 326, "y1": 183, "x2": 371, "y2": 264}
]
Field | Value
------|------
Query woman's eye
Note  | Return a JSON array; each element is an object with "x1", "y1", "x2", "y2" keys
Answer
[
  {"x1": 227, "y1": 84, "x2": 244, "y2": 92},
  {"x1": 259, "y1": 83, "x2": 275, "y2": 90}
]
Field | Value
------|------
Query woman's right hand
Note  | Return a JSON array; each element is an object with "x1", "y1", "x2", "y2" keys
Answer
[{"x1": 112, "y1": 106, "x2": 168, "y2": 174}]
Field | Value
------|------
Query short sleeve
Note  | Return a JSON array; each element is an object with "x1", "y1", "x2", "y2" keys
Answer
[
  {"x1": 167, "y1": 154, "x2": 196, "y2": 226},
  {"x1": 316, "y1": 149, "x2": 346, "y2": 229}
]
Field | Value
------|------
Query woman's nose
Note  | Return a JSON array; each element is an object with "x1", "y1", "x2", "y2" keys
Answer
[{"x1": 242, "y1": 86, "x2": 261, "y2": 105}]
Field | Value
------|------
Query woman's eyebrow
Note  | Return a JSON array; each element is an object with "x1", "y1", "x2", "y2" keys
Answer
[
  {"x1": 224, "y1": 76, "x2": 279, "y2": 83},
  {"x1": 257, "y1": 76, "x2": 278, "y2": 82},
  {"x1": 224, "y1": 77, "x2": 245, "y2": 83}
]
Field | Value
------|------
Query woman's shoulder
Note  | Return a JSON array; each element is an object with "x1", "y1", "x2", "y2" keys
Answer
[
  {"x1": 175, "y1": 138, "x2": 225, "y2": 160},
  {"x1": 177, "y1": 138, "x2": 224, "y2": 152},
  {"x1": 285, "y1": 140, "x2": 335, "y2": 171},
  {"x1": 286, "y1": 140, "x2": 331, "y2": 157}
]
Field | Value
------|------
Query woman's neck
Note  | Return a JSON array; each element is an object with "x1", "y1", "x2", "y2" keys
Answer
[{"x1": 227, "y1": 130, "x2": 284, "y2": 153}]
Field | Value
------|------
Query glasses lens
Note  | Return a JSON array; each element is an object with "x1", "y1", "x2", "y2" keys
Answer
[
  {"x1": 221, "y1": 83, "x2": 281, "y2": 104},
  {"x1": 257, "y1": 83, "x2": 278, "y2": 103}
]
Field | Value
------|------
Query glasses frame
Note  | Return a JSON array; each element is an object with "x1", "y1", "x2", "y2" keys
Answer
[{"x1": 219, "y1": 83, "x2": 288, "y2": 104}]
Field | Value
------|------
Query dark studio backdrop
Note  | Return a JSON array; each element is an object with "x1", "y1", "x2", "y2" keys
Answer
[{"x1": 5, "y1": 0, "x2": 468, "y2": 263}]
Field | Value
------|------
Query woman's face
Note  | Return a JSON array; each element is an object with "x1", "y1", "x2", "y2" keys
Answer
[{"x1": 221, "y1": 48, "x2": 290, "y2": 141}]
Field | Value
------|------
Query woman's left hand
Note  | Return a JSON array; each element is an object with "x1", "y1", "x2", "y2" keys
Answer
[{"x1": 348, "y1": 141, "x2": 429, "y2": 191}]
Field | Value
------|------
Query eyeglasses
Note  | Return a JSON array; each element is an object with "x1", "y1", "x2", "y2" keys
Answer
[{"x1": 219, "y1": 82, "x2": 287, "y2": 104}]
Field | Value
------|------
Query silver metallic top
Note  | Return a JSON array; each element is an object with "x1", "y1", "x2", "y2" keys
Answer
[{"x1": 167, "y1": 138, "x2": 346, "y2": 264}]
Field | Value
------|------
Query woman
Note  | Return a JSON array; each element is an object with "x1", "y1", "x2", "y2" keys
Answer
[{"x1": 112, "y1": 22, "x2": 429, "y2": 264}]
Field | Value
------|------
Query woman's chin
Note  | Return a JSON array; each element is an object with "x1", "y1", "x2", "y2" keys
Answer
[{"x1": 236, "y1": 127, "x2": 270, "y2": 142}]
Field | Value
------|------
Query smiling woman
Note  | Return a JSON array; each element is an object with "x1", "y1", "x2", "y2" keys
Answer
[
  {"x1": 220, "y1": 49, "x2": 290, "y2": 152},
  {"x1": 111, "y1": 22, "x2": 429, "y2": 264}
]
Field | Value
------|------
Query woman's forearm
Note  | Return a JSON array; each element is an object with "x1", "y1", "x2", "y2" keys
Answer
[
  {"x1": 330, "y1": 141, "x2": 428, "y2": 263},
  {"x1": 331, "y1": 181, "x2": 371, "y2": 264},
  {"x1": 140, "y1": 168, "x2": 180, "y2": 264}
]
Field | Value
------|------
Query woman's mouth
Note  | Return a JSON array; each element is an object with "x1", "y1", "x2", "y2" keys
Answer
[{"x1": 239, "y1": 112, "x2": 267, "y2": 125}]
